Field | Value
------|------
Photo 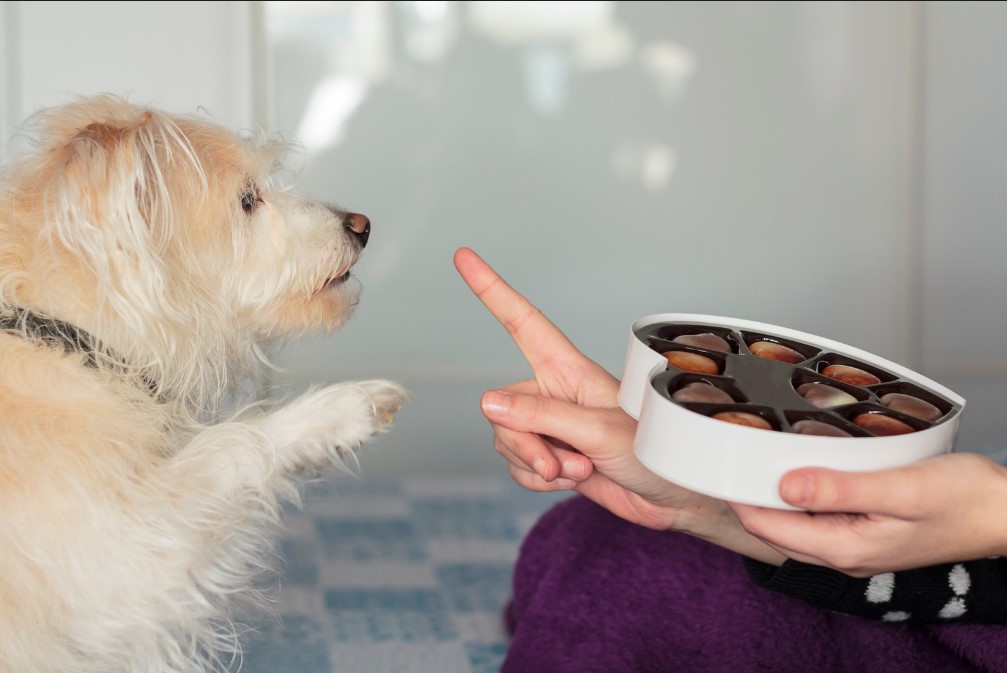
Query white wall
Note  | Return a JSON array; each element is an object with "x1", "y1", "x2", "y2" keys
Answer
[
  {"x1": 262, "y1": 0, "x2": 927, "y2": 475},
  {"x1": 1, "y1": 1, "x2": 257, "y2": 153},
  {"x1": 2, "y1": 1, "x2": 1006, "y2": 473},
  {"x1": 919, "y1": 1, "x2": 1007, "y2": 458}
]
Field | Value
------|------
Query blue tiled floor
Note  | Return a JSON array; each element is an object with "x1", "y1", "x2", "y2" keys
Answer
[{"x1": 240, "y1": 476, "x2": 570, "y2": 673}]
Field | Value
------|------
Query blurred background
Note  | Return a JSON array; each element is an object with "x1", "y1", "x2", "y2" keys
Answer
[{"x1": 2, "y1": 0, "x2": 1006, "y2": 475}]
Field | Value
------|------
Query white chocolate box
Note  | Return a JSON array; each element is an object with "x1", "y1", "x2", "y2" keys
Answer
[{"x1": 617, "y1": 314, "x2": 966, "y2": 510}]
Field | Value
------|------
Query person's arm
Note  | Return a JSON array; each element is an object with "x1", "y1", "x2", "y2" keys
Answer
[{"x1": 742, "y1": 556, "x2": 1007, "y2": 624}]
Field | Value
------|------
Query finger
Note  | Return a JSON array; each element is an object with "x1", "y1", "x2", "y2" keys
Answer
[
  {"x1": 454, "y1": 247, "x2": 580, "y2": 371},
  {"x1": 729, "y1": 503, "x2": 832, "y2": 562},
  {"x1": 498, "y1": 379, "x2": 539, "y2": 395},
  {"x1": 492, "y1": 427, "x2": 546, "y2": 475},
  {"x1": 730, "y1": 503, "x2": 880, "y2": 573},
  {"x1": 491, "y1": 425, "x2": 559, "y2": 480},
  {"x1": 493, "y1": 424, "x2": 594, "y2": 482},
  {"x1": 778, "y1": 465, "x2": 924, "y2": 517},
  {"x1": 508, "y1": 463, "x2": 578, "y2": 493},
  {"x1": 481, "y1": 389, "x2": 631, "y2": 457},
  {"x1": 499, "y1": 379, "x2": 617, "y2": 425}
]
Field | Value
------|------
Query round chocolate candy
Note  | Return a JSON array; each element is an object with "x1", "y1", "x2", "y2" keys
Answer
[
  {"x1": 711, "y1": 411, "x2": 773, "y2": 431},
  {"x1": 749, "y1": 341, "x2": 804, "y2": 364},
  {"x1": 880, "y1": 393, "x2": 942, "y2": 422},
  {"x1": 853, "y1": 412, "x2": 915, "y2": 436},
  {"x1": 662, "y1": 351, "x2": 720, "y2": 375},
  {"x1": 791, "y1": 419, "x2": 853, "y2": 437},
  {"x1": 796, "y1": 382, "x2": 857, "y2": 409},
  {"x1": 822, "y1": 364, "x2": 881, "y2": 387},
  {"x1": 672, "y1": 332, "x2": 731, "y2": 353},
  {"x1": 672, "y1": 382, "x2": 734, "y2": 404}
]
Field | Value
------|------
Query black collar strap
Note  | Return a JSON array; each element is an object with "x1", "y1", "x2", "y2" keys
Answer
[
  {"x1": 0, "y1": 307, "x2": 101, "y2": 368},
  {"x1": 0, "y1": 308, "x2": 159, "y2": 397}
]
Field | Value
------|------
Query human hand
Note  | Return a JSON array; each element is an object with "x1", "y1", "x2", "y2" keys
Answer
[
  {"x1": 730, "y1": 451, "x2": 1007, "y2": 576},
  {"x1": 453, "y1": 247, "x2": 784, "y2": 561},
  {"x1": 478, "y1": 387, "x2": 756, "y2": 541},
  {"x1": 452, "y1": 246, "x2": 614, "y2": 485}
]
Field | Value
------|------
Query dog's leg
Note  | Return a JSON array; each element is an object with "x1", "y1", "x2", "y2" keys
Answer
[
  {"x1": 171, "y1": 379, "x2": 408, "y2": 498},
  {"x1": 154, "y1": 379, "x2": 407, "y2": 667},
  {"x1": 260, "y1": 379, "x2": 408, "y2": 475}
]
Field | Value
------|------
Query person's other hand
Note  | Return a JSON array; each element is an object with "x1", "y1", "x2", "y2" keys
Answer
[{"x1": 730, "y1": 452, "x2": 1007, "y2": 576}]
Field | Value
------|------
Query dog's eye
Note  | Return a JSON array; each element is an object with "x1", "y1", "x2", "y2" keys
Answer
[{"x1": 240, "y1": 182, "x2": 262, "y2": 214}]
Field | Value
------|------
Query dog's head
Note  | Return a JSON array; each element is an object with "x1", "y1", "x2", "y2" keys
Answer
[{"x1": 0, "y1": 95, "x2": 370, "y2": 404}]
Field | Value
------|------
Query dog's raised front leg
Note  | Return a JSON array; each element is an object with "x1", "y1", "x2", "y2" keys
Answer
[
  {"x1": 140, "y1": 380, "x2": 405, "y2": 670},
  {"x1": 258, "y1": 379, "x2": 409, "y2": 478},
  {"x1": 170, "y1": 379, "x2": 408, "y2": 500}
]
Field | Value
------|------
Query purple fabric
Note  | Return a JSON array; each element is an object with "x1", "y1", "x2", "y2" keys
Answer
[{"x1": 503, "y1": 495, "x2": 1007, "y2": 673}]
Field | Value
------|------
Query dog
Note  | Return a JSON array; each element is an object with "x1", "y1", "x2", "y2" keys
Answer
[{"x1": 0, "y1": 94, "x2": 408, "y2": 672}]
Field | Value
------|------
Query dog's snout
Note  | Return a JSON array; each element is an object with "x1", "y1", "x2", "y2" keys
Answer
[{"x1": 343, "y1": 212, "x2": 370, "y2": 248}]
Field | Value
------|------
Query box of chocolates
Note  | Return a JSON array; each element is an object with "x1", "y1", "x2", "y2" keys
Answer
[{"x1": 617, "y1": 314, "x2": 965, "y2": 509}]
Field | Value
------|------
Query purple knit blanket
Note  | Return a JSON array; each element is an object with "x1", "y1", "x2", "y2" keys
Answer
[{"x1": 503, "y1": 495, "x2": 1007, "y2": 673}]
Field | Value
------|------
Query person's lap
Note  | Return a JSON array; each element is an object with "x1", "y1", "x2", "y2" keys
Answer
[{"x1": 503, "y1": 495, "x2": 993, "y2": 673}]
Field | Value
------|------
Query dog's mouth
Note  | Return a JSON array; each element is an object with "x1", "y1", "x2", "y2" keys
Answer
[
  {"x1": 324, "y1": 270, "x2": 352, "y2": 287},
  {"x1": 320, "y1": 247, "x2": 363, "y2": 292}
]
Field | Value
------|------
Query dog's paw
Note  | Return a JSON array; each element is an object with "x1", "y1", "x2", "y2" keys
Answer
[
  {"x1": 258, "y1": 380, "x2": 410, "y2": 470},
  {"x1": 352, "y1": 379, "x2": 409, "y2": 428}
]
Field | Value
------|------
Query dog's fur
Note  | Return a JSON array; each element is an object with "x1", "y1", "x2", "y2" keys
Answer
[{"x1": 0, "y1": 95, "x2": 408, "y2": 672}]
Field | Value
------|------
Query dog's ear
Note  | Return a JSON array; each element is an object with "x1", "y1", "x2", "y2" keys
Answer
[
  {"x1": 49, "y1": 110, "x2": 187, "y2": 330},
  {"x1": 60, "y1": 113, "x2": 166, "y2": 232}
]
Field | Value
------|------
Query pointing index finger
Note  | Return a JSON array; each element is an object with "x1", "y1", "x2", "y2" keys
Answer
[{"x1": 453, "y1": 247, "x2": 577, "y2": 370}]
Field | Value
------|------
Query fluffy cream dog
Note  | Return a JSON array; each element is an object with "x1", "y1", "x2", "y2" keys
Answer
[{"x1": 0, "y1": 95, "x2": 408, "y2": 672}]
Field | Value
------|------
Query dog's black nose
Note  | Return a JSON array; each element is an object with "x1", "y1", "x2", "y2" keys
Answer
[{"x1": 344, "y1": 212, "x2": 370, "y2": 248}]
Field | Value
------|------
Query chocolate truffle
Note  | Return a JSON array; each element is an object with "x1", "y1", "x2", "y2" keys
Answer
[
  {"x1": 823, "y1": 364, "x2": 881, "y2": 387},
  {"x1": 796, "y1": 382, "x2": 857, "y2": 409},
  {"x1": 880, "y1": 393, "x2": 942, "y2": 422},
  {"x1": 749, "y1": 341, "x2": 804, "y2": 364},
  {"x1": 791, "y1": 419, "x2": 852, "y2": 437},
  {"x1": 853, "y1": 413, "x2": 915, "y2": 436},
  {"x1": 672, "y1": 333, "x2": 731, "y2": 353},
  {"x1": 711, "y1": 411, "x2": 773, "y2": 431},
  {"x1": 663, "y1": 351, "x2": 720, "y2": 375},
  {"x1": 672, "y1": 382, "x2": 734, "y2": 404}
]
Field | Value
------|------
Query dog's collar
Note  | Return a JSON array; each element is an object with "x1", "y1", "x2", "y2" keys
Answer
[
  {"x1": 0, "y1": 308, "x2": 157, "y2": 395},
  {"x1": 0, "y1": 308, "x2": 102, "y2": 368}
]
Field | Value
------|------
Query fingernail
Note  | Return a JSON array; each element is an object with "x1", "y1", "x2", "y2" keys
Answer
[
  {"x1": 555, "y1": 478, "x2": 577, "y2": 489},
  {"x1": 781, "y1": 473, "x2": 813, "y2": 505},
  {"x1": 532, "y1": 458, "x2": 549, "y2": 481},
  {"x1": 481, "y1": 390, "x2": 511, "y2": 416}
]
